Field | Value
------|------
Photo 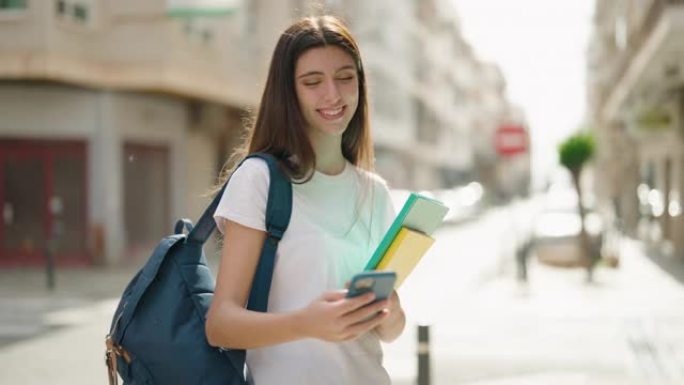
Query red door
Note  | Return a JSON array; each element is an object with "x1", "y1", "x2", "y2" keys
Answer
[{"x1": 0, "y1": 139, "x2": 89, "y2": 267}]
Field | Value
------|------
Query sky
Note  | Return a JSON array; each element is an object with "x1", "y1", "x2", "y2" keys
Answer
[{"x1": 453, "y1": 0, "x2": 595, "y2": 189}]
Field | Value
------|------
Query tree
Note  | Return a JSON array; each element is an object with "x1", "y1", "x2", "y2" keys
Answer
[{"x1": 558, "y1": 131, "x2": 597, "y2": 281}]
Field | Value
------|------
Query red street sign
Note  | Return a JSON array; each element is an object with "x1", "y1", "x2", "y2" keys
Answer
[{"x1": 495, "y1": 125, "x2": 528, "y2": 156}]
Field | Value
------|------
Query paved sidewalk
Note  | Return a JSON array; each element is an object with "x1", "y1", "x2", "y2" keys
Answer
[
  {"x1": 0, "y1": 267, "x2": 136, "y2": 383},
  {"x1": 0, "y1": 238, "x2": 683, "y2": 384},
  {"x1": 0, "y1": 267, "x2": 136, "y2": 345},
  {"x1": 384, "y1": 238, "x2": 684, "y2": 385}
]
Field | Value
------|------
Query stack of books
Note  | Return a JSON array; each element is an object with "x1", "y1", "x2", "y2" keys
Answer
[{"x1": 364, "y1": 192, "x2": 449, "y2": 287}]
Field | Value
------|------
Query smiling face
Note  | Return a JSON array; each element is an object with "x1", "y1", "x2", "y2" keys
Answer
[{"x1": 294, "y1": 45, "x2": 359, "y2": 140}]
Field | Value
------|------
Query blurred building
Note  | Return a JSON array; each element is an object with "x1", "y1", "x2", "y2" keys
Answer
[
  {"x1": 319, "y1": 0, "x2": 472, "y2": 190},
  {"x1": 469, "y1": 63, "x2": 531, "y2": 201},
  {"x1": 0, "y1": 0, "x2": 525, "y2": 267},
  {"x1": 588, "y1": 0, "x2": 684, "y2": 259},
  {"x1": 0, "y1": 0, "x2": 288, "y2": 266},
  {"x1": 336, "y1": 0, "x2": 529, "y2": 196}
]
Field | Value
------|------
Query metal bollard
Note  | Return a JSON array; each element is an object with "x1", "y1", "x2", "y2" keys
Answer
[
  {"x1": 46, "y1": 197, "x2": 63, "y2": 291},
  {"x1": 46, "y1": 240, "x2": 56, "y2": 291},
  {"x1": 515, "y1": 242, "x2": 529, "y2": 283},
  {"x1": 417, "y1": 324, "x2": 431, "y2": 385}
]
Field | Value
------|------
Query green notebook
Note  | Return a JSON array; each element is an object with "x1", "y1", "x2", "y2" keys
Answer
[{"x1": 364, "y1": 192, "x2": 449, "y2": 270}]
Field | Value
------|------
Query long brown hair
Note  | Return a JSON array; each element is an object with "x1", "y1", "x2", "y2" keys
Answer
[{"x1": 224, "y1": 15, "x2": 374, "y2": 182}]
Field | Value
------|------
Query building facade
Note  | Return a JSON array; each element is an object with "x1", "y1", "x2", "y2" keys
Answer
[
  {"x1": 0, "y1": 0, "x2": 524, "y2": 268},
  {"x1": 338, "y1": 0, "x2": 528, "y2": 194},
  {"x1": 588, "y1": 0, "x2": 684, "y2": 259},
  {"x1": 0, "y1": 0, "x2": 283, "y2": 266}
]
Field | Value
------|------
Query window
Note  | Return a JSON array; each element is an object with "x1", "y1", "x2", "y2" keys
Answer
[
  {"x1": 245, "y1": 0, "x2": 259, "y2": 36},
  {"x1": 614, "y1": 16, "x2": 627, "y2": 50},
  {"x1": 414, "y1": 98, "x2": 440, "y2": 145},
  {"x1": 56, "y1": 0, "x2": 66, "y2": 15},
  {"x1": 73, "y1": 3, "x2": 86, "y2": 22},
  {"x1": 55, "y1": 0, "x2": 90, "y2": 25},
  {"x1": 0, "y1": 0, "x2": 27, "y2": 10},
  {"x1": 182, "y1": 18, "x2": 215, "y2": 45}
]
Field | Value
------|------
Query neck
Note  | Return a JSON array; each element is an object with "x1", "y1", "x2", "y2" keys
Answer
[{"x1": 310, "y1": 132, "x2": 346, "y2": 175}]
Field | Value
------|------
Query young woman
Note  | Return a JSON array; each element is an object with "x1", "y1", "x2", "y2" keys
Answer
[{"x1": 206, "y1": 15, "x2": 405, "y2": 384}]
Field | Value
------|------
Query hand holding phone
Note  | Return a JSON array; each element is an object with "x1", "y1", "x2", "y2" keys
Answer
[{"x1": 346, "y1": 271, "x2": 396, "y2": 302}]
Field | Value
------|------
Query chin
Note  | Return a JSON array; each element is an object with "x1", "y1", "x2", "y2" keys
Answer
[
  {"x1": 326, "y1": 125, "x2": 349, "y2": 137},
  {"x1": 315, "y1": 121, "x2": 350, "y2": 137}
]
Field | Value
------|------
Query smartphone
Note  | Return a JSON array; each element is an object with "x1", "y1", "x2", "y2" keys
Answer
[{"x1": 346, "y1": 271, "x2": 397, "y2": 301}]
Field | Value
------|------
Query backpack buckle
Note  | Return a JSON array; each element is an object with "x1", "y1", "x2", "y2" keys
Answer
[
  {"x1": 267, "y1": 225, "x2": 285, "y2": 242},
  {"x1": 105, "y1": 335, "x2": 131, "y2": 385}
]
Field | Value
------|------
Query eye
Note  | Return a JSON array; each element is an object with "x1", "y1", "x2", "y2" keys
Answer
[
  {"x1": 300, "y1": 76, "x2": 322, "y2": 87},
  {"x1": 337, "y1": 73, "x2": 356, "y2": 82}
]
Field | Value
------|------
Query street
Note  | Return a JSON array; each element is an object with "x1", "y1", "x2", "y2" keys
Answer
[
  {"x1": 385, "y1": 204, "x2": 684, "y2": 385},
  {"x1": 1, "y1": 202, "x2": 684, "y2": 384}
]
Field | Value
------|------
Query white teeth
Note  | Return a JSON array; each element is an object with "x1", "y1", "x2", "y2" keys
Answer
[{"x1": 320, "y1": 107, "x2": 343, "y2": 116}]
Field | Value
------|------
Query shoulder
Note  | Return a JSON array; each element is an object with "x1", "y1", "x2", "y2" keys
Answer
[
  {"x1": 224, "y1": 156, "x2": 272, "y2": 204},
  {"x1": 356, "y1": 167, "x2": 391, "y2": 193},
  {"x1": 356, "y1": 167, "x2": 394, "y2": 211},
  {"x1": 356, "y1": 168, "x2": 397, "y2": 226},
  {"x1": 214, "y1": 157, "x2": 270, "y2": 233},
  {"x1": 232, "y1": 157, "x2": 270, "y2": 183}
]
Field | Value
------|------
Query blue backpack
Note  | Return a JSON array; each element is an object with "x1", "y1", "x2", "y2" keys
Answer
[{"x1": 105, "y1": 153, "x2": 292, "y2": 385}]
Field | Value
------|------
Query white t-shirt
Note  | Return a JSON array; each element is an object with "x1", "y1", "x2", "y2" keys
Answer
[{"x1": 214, "y1": 157, "x2": 396, "y2": 385}]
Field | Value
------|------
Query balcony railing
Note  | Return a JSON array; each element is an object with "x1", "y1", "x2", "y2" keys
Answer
[{"x1": 595, "y1": 0, "x2": 683, "y2": 116}]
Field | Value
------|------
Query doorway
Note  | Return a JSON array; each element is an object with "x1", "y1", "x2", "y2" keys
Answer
[
  {"x1": 122, "y1": 143, "x2": 170, "y2": 261},
  {"x1": 0, "y1": 139, "x2": 88, "y2": 266}
]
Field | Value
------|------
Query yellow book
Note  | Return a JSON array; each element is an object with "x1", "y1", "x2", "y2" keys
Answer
[{"x1": 376, "y1": 227, "x2": 435, "y2": 287}]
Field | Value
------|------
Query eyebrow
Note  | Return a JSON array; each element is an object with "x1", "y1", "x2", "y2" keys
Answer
[{"x1": 297, "y1": 65, "x2": 356, "y2": 79}]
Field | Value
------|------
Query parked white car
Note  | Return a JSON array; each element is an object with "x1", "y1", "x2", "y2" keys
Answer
[{"x1": 532, "y1": 187, "x2": 603, "y2": 267}]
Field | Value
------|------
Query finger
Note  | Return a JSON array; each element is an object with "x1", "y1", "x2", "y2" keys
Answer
[
  {"x1": 391, "y1": 290, "x2": 401, "y2": 305},
  {"x1": 386, "y1": 291, "x2": 400, "y2": 309},
  {"x1": 340, "y1": 292, "x2": 376, "y2": 313},
  {"x1": 343, "y1": 299, "x2": 389, "y2": 324},
  {"x1": 321, "y1": 290, "x2": 348, "y2": 302},
  {"x1": 343, "y1": 309, "x2": 390, "y2": 338}
]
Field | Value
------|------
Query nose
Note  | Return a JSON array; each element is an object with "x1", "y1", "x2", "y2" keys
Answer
[{"x1": 323, "y1": 78, "x2": 342, "y2": 103}]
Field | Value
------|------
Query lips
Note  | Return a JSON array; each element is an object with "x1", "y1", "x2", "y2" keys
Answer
[{"x1": 317, "y1": 106, "x2": 345, "y2": 120}]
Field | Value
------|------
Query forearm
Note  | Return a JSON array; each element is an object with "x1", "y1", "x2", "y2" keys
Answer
[{"x1": 206, "y1": 303, "x2": 304, "y2": 349}]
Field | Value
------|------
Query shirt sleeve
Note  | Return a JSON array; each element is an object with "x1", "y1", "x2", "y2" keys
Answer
[{"x1": 213, "y1": 157, "x2": 270, "y2": 234}]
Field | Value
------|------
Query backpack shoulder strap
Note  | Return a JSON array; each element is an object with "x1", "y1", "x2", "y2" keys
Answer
[
  {"x1": 244, "y1": 153, "x2": 292, "y2": 312},
  {"x1": 187, "y1": 152, "x2": 292, "y2": 312},
  {"x1": 187, "y1": 153, "x2": 292, "y2": 245}
]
